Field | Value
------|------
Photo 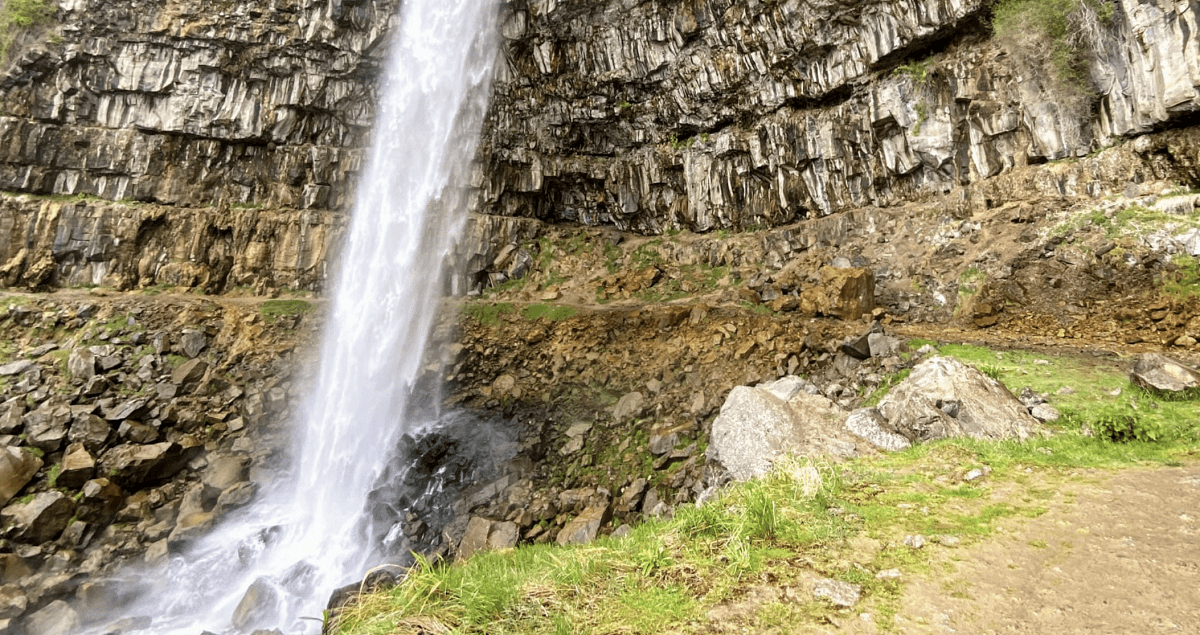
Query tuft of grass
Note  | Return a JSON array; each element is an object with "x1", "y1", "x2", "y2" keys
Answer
[
  {"x1": 259, "y1": 299, "x2": 312, "y2": 321},
  {"x1": 520, "y1": 304, "x2": 578, "y2": 322},
  {"x1": 463, "y1": 302, "x2": 515, "y2": 327}
]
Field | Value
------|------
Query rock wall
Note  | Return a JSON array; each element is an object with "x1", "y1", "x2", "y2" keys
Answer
[
  {"x1": 1, "y1": 0, "x2": 1199, "y2": 233},
  {"x1": 0, "y1": 0, "x2": 403, "y2": 208},
  {"x1": 479, "y1": 0, "x2": 1200, "y2": 232},
  {"x1": 1, "y1": 0, "x2": 1200, "y2": 291}
]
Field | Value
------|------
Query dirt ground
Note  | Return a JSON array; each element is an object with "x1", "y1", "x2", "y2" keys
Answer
[{"x1": 863, "y1": 464, "x2": 1200, "y2": 635}]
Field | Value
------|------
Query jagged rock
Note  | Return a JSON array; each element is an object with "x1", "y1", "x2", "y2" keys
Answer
[
  {"x1": 67, "y1": 414, "x2": 111, "y2": 453},
  {"x1": 231, "y1": 578, "x2": 281, "y2": 632},
  {"x1": 487, "y1": 521, "x2": 519, "y2": 550},
  {"x1": 556, "y1": 503, "x2": 611, "y2": 546},
  {"x1": 167, "y1": 512, "x2": 216, "y2": 550},
  {"x1": 708, "y1": 376, "x2": 858, "y2": 481},
  {"x1": 1, "y1": 491, "x2": 76, "y2": 543},
  {"x1": 0, "y1": 361, "x2": 32, "y2": 377},
  {"x1": 103, "y1": 397, "x2": 152, "y2": 422},
  {"x1": 57, "y1": 443, "x2": 96, "y2": 490},
  {"x1": 845, "y1": 409, "x2": 911, "y2": 452},
  {"x1": 867, "y1": 333, "x2": 901, "y2": 358},
  {"x1": 1130, "y1": 353, "x2": 1200, "y2": 394},
  {"x1": 75, "y1": 479, "x2": 125, "y2": 525},
  {"x1": 23, "y1": 404, "x2": 71, "y2": 452},
  {"x1": 67, "y1": 349, "x2": 96, "y2": 381},
  {"x1": 22, "y1": 599, "x2": 79, "y2": 635},
  {"x1": 648, "y1": 421, "x2": 691, "y2": 456},
  {"x1": 0, "y1": 555, "x2": 30, "y2": 585},
  {"x1": 203, "y1": 454, "x2": 250, "y2": 494},
  {"x1": 612, "y1": 391, "x2": 645, "y2": 421},
  {"x1": 457, "y1": 516, "x2": 492, "y2": 561},
  {"x1": 0, "y1": 584, "x2": 26, "y2": 620},
  {"x1": 99, "y1": 442, "x2": 191, "y2": 487},
  {"x1": 171, "y1": 359, "x2": 208, "y2": 389},
  {"x1": 214, "y1": 482, "x2": 257, "y2": 517},
  {"x1": 0, "y1": 447, "x2": 41, "y2": 507},
  {"x1": 876, "y1": 357, "x2": 1040, "y2": 443},
  {"x1": 840, "y1": 334, "x2": 872, "y2": 360},
  {"x1": 0, "y1": 399, "x2": 23, "y2": 436},
  {"x1": 798, "y1": 267, "x2": 875, "y2": 320},
  {"x1": 178, "y1": 330, "x2": 208, "y2": 359},
  {"x1": 616, "y1": 478, "x2": 647, "y2": 513},
  {"x1": 81, "y1": 376, "x2": 109, "y2": 397}
]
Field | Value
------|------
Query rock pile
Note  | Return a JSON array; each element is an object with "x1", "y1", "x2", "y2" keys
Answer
[{"x1": 0, "y1": 295, "x2": 310, "y2": 633}]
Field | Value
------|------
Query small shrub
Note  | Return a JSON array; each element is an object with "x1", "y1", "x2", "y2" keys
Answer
[{"x1": 1092, "y1": 401, "x2": 1165, "y2": 442}]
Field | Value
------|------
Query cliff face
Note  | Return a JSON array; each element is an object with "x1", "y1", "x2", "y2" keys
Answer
[
  {"x1": 1, "y1": 0, "x2": 1200, "y2": 290},
  {"x1": 0, "y1": 0, "x2": 400, "y2": 209},
  {"x1": 480, "y1": 0, "x2": 1200, "y2": 232}
]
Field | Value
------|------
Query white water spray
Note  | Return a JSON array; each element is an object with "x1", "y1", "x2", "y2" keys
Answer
[{"x1": 96, "y1": 1, "x2": 499, "y2": 633}]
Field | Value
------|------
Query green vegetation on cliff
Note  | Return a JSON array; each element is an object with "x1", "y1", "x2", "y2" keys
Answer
[{"x1": 0, "y1": 0, "x2": 56, "y2": 65}]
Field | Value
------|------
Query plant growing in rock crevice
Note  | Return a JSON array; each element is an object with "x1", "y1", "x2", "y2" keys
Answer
[
  {"x1": 0, "y1": 0, "x2": 57, "y2": 67},
  {"x1": 991, "y1": 0, "x2": 1114, "y2": 150}
]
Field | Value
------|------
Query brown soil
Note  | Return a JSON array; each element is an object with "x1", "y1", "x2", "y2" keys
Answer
[{"x1": 878, "y1": 464, "x2": 1200, "y2": 635}]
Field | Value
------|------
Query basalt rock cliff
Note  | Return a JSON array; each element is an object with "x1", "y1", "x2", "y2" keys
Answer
[{"x1": 1, "y1": 0, "x2": 1200, "y2": 292}]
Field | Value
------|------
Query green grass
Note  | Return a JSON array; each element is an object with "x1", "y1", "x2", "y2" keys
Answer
[
  {"x1": 931, "y1": 343, "x2": 1200, "y2": 443},
  {"x1": 334, "y1": 419, "x2": 1198, "y2": 635},
  {"x1": 520, "y1": 304, "x2": 578, "y2": 322},
  {"x1": 0, "y1": 0, "x2": 56, "y2": 64},
  {"x1": 463, "y1": 302, "x2": 516, "y2": 326},
  {"x1": 259, "y1": 299, "x2": 312, "y2": 321}
]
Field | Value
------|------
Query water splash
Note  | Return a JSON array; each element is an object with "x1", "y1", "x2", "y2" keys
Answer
[{"x1": 92, "y1": 1, "x2": 499, "y2": 632}]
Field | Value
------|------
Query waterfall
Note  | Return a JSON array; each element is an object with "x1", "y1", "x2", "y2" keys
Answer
[{"x1": 90, "y1": 1, "x2": 499, "y2": 632}]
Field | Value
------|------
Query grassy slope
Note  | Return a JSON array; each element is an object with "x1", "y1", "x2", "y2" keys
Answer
[{"x1": 331, "y1": 344, "x2": 1200, "y2": 635}]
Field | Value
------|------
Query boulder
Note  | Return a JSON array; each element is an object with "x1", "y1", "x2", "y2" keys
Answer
[
  {"x1": 1130, "y1": 353, "x2": 1200, "y2": 393},
  {"x1": 22, "y1": 600, "x2": 79, "y2": 635},
  {"x1": 23, "y1": 404, "x2": 71, "y2": 452},
  {"x1": 612, "y1": 391, "x2": 645, "y2": 421},
  {"x1": 57, "y1": 443, "x2": 95, "y2": 489},
  {"x1": 0, "y1": 554, "x2": 30, "y2": 584},
  {"x1": 707, "y1": 376, "x2": 859, "y2": 481},
  {"x1": 0, "y1": 584, "x2": 26, "y2": 620},
  {"x1": 231, "y1": 578, "x2": 281, "y2": 632},
  {"x1": 0, "y1": 361, "x2": 33, "y2": 377},
  {"x1": 99, "y1": 442, "x2": 192, "y2": 487},
  {"x1": 556, "y1": 503, "x2": 611, "y2": 545},
  {"x1": 171, "y1": 358, "x2": 208, "y2": 388},
  {"x1": 68, "y1": 413, "x2": 112, "y2": 453},
  {"x1": 178, "y1": 330, "x2": 208, "y2": 358},
  {"x1": 799, "y1": 266, "x2": 875, "y2": 320},
  {"x1": 0, "y1": 399, "x2": 23, "y2": 435},
  {"x1": 845, "y1": 409, "x2": 911, "y2": 452},
  {"x1": 1, "y1": 491, "x2": 76, "y2": 543},
  {"x1": 203, "y1": 454, "x2": 250, "y2": 493},
  {"x1": 67, "y1": 349, "x2": 96, "y2": 380},
  {"x1": 876, "y1": 356, "x2": 1039, "y2": 443},
  {"x1": 75, "y1": 478, "x2": 125, "y2": 524},
  {"x1": 0, "y1": 447, "x2": 41, "y2": 507},
  {"x1": 456, "y1": 516, "x2": 492, "y2": 561},
  {"x1": 487, "y1": 521, "x2": 519, "y2": 550},
  {"x1": 167, "y1": 512, "x2": 216, "y2": 550}
]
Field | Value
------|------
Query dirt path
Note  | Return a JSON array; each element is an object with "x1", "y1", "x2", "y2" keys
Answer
[{"x1": 882, "y1": 465, "x2": 1200, "y2": 634}]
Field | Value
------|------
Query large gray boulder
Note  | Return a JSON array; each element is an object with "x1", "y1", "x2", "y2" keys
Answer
[
  {"x1": 707, "y1": 376, "x2": 861, "y2": 481},
  {"x1": 1, "y1": 491, "x2": 76, "y2": 543},
  {"x1": 877, "y1": 356, "x2": 1039, "y2": 443},
  {"x1": 1130, "y1": 353, "x2": 1200, "y2": 394},
  {"x1": 0, "y1": 447, "x2": 41, "y2": 507}
]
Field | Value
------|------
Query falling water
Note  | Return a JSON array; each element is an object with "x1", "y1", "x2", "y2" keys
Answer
[{"x1": 88, "y1": 1, "x2": 499, "y2": 633}]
